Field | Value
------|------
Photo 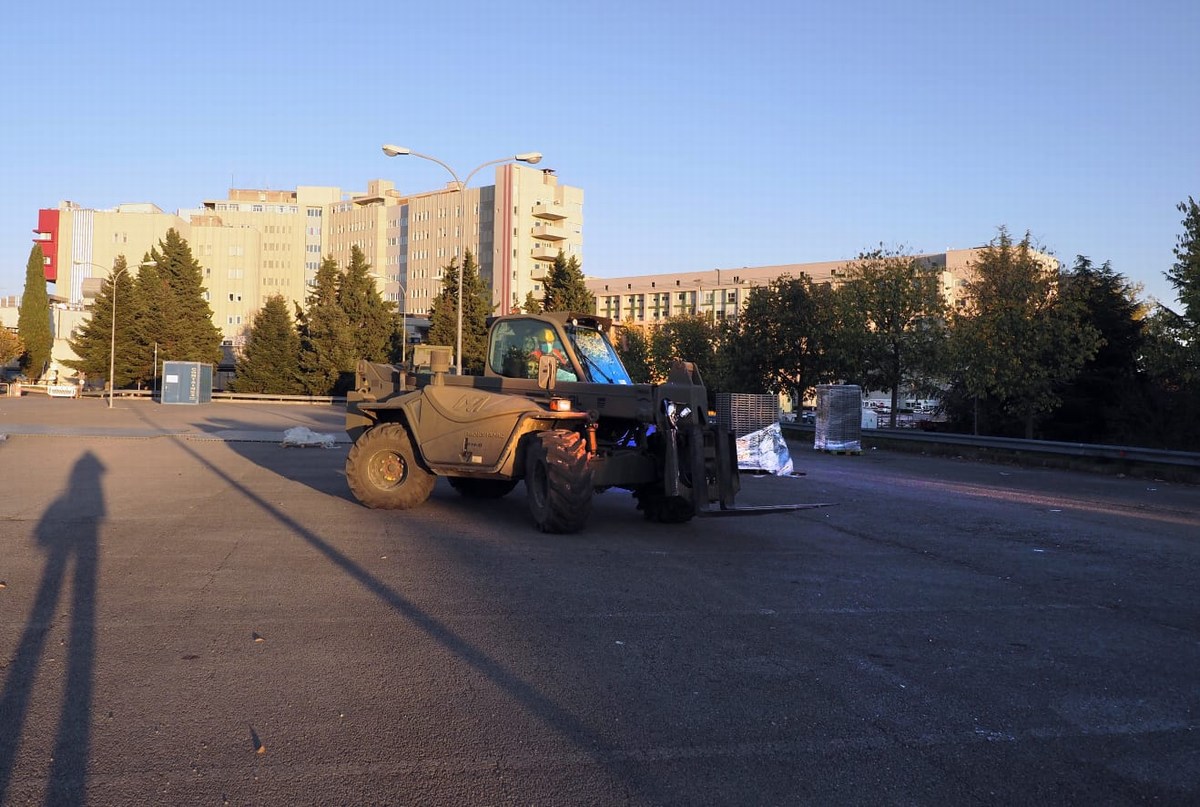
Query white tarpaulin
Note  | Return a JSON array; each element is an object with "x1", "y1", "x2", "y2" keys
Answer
[
  {"x1": 281, "y1": 426, "x2": 337, "y2": 448},
  {"x1": 735, "y1": 422, "x2": 794, "y2": 476}
]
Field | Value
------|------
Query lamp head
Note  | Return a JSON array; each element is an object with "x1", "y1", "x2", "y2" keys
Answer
[
  {"x1": 381, "y1": 144, "x2": 411, "y2": 157},
  {"x1": 515, "y1": 152, "x2": 543, "y2": 165}
]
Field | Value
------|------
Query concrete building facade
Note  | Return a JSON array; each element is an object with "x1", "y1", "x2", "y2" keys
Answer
[
  {"x1": 31, "y1": 165, "x2": 584, "y2": 354},
  {"x1": 584, "y1": 249, "x2": 1043, "y2": 328}
]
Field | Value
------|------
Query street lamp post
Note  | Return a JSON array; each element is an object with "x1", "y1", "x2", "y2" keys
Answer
[
  {"x1": 397, "y1": 280, "x2": 407, "y2": 367},
  {"x1": 382, "y1": 145, "x2": 542, "y2": 374},
  {"x1": 74, "y1": 260, "x2": 131, "y2": 408},
  {"x1": 105, "y1": 264, "x2": 130, "y2": 409}
]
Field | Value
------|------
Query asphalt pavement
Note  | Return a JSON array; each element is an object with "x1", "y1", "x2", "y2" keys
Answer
[{"x1": 1, "y1": 395, "x2": 1198, "y2": 805}]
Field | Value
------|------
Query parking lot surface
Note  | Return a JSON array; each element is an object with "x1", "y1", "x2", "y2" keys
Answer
[{"x1": 1, "y1": 396, "x2": 1198, "y2": 804}]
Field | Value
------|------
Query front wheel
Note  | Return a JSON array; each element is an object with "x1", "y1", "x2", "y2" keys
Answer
[
  {"x1": 346, "y1": 423, "x2": 436, "y2": 509},
  {"x1": 525, "y1": 430, "x2": 593, "y2": 533}
]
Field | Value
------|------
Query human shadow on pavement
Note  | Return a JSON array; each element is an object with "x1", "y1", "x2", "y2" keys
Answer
[{"x1": 0, "y1": 452, "x2": 103, "y2": 806}]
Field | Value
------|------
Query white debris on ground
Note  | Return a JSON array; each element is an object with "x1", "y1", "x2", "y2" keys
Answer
[
  {"x1": 735, "y1": 422, "x2": 794, "y2": 476},
  {"x1": 281, "y1": 426, "x2": 337, "y2": 448}
]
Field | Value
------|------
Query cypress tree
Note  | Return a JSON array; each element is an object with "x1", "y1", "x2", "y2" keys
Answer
[
  {"x1": 17, "y1": 245, "x2": 53, "y2": 379},
  {"x1": 231, "y1": 295, "x2": 302, "y2": 393}
]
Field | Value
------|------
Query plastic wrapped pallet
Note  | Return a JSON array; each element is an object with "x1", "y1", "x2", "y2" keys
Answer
[
  {"x1": 814, "y1": 384, "x2": 862, "y2": 453},
  {"x1": 735, "y1": 422, "x2": 794, "y2": 475}
]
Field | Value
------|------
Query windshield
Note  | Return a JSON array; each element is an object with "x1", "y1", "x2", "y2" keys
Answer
[{"x1": 567, "y1": 326, "x2": 633, "y2": 384}]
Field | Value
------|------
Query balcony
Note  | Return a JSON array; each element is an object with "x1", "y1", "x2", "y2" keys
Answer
[
  {"x1": 532, "y1": 245, "x2": 559, "y2": 261},
  {"x1": 532, "y1": 202, "x2": 567, "y2": 220},
  {"x1": 533, "y1": 224, "x2": 568, "y2": 241}
]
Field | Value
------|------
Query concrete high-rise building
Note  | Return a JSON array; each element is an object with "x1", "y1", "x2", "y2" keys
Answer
[{"x1": 31, "y1": 165, "x2": 584, "y2": 358}]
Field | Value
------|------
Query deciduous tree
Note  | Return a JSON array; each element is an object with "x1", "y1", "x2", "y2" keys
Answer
[
  {"x1": 948, "y1": 228, "x2": 1100, "y2": 438},
  {"x1": 648, "y1": 314, "x2": 717, "y2": 383},
  {"x1": 835, "y1": 247, "x2": 948, "y2": 426},
  {"x1": 0, "y1": 327, "x2": 23, "y2": 366},
  {"x1": 728, "y1": 275, "x2": 836, "y2": 403},
  {"x1": 615, "y1": 321, "x2": 652, "y2": 383}
]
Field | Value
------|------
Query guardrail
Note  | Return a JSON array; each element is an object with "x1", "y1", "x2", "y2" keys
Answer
[
  {"x1": 17, "y1": 385, "x2": 344, "y2": 406},
  {"x1": 781, "y1": 422, "x2": 1200, "y2": 476}
]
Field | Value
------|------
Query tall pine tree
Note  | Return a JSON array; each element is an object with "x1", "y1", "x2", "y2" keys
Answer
[
  {"x1": 65, "y1": 256, "x2": 138, "y2": 388},
  {"x1": 338, "y1": 245, "x2": 398, "y2": 362},
  {"x1": 127, "y1": 229, "x2": 222, "y2": 385},
  {"x1": 297, "y1": 256, "x2": 355, "y2": 394},
  {"x1": 426, "y1": 250, "x2": 492, "y2": 374},
  {"x1": 231, "y1": 295, "x2": 302, "y2": 393},
  {"x1": 17, "y1": 245, "x2": 53, "y2": 379},
  {"x1": 1167, "y1": 196, "x2": 1200, "y2": 330},
  {"x1": 541, "y1": 250, "x2": 595, "y2": 313}
]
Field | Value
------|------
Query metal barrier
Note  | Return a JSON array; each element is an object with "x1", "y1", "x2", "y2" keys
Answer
[
  {"x1": 781, "y1": 422, "x2": 1200, "y2": 474},
  {"x1": 71, "y1": 388, "x2": 345, "y2": 405}
]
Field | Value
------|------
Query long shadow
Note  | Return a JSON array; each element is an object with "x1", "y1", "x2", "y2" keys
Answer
[
  {"x1": 128, "y1": 404, "x2": 353, "y2": 500},
  {"x1": 158, "y1": 432, "x2": 651, "y2": 798},
  {"x1": 0, "y1": 452, "x2": 103, "y2": 806}
]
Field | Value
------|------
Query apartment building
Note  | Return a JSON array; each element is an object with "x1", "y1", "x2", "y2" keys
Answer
[
  {"x1": 31, "y1": 165, "x2": 583, "y2": 352},
  {"x1": 584, "y1": 249, "x2": 1045, "y2": 328}
]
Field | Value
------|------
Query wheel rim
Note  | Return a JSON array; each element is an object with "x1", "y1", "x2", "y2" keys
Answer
[{"x1": 368, "y1": 449, "x2": 408, "y2": 490}]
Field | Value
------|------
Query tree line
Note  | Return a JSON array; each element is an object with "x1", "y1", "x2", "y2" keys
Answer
[
  {"x1": 11, "y1": 201, "x2": 1198, "y2": 450},
  {"x1": 39, "y1": 230, "x2": 594, "y2": 397},
  {"x1": 60, "y1": 231, "x2": 404, "y2": 396},
  {"x1": 613, "y1": 203, "x2": 1200, "y2": 451}
]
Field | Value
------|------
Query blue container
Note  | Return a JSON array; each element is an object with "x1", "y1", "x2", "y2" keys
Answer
[{"x1": 161, "y1": 362, "x2": 213, "y2": 405}]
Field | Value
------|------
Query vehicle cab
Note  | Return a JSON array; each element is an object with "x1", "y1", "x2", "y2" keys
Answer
[{"x1": 484, "y1": 313, "x2": 633, "y2": 385}]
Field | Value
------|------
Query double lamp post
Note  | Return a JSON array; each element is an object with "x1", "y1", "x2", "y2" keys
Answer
[{"x1": 381, "y1": 145, "x2": 542, "y2": 374}]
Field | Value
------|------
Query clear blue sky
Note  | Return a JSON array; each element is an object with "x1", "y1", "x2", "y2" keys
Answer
[{"x1": 2, "y1": 0, "x2": 1197, "y2": 308}]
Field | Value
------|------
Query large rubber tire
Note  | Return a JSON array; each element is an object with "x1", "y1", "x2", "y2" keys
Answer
[
  {"x1": 633, "y1": 489, "x2": 696, "y2": 524},
  {"x1": 345, "y1": 423, "x2": 436, "y2": 510},
  {"x1": 525, "y1": 430, "x2": 593, "y2": 534},
  {"x1": 448, "y1": 478, "x2": 519, "y2": 499}
]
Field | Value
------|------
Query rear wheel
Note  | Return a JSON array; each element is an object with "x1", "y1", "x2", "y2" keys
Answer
[
  {"x1": 448, "y1": 478, "x2": 519, "y2": 499},
  {"x1": 346, "y1": 423, "x2": 435, "y2": 509},
  {"x1": 525, "y1": 430, "x2": 593, "y2": 533}
]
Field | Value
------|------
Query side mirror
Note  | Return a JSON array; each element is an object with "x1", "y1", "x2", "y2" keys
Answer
[{"x1": 537, "y1": 355, "x2": 558, "y2": 392}]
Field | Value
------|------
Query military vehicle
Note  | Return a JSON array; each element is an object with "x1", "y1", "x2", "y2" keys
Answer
[{"x1": 345, "y1": 312, "x2": 814, "y2": 532}]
